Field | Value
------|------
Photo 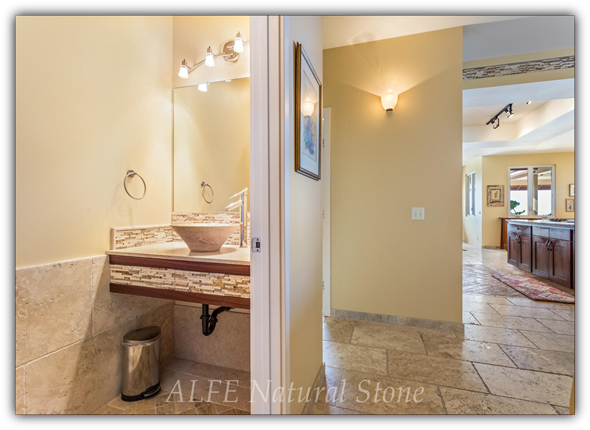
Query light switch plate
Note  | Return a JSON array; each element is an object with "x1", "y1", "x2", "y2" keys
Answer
[{"x1": 412, "y1": 207, "x2": 425, "y2": 220}]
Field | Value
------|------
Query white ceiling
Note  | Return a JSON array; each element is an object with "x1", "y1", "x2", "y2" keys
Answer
[{"x1": 319, "y1": 15, "x2": 575, "y2": 165}]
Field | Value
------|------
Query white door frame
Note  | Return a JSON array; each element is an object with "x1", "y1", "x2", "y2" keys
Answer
[
  {"x1": 249, "y1": 15, "x2": 287, "y2": 415},
  {"x1": 322, "y1": 108, "x2": 331, "y2": 317}
]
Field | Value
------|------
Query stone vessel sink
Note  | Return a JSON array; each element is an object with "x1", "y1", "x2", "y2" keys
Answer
[{"x1": 171, "y1": 223, "x2": 239, "y2": 252}]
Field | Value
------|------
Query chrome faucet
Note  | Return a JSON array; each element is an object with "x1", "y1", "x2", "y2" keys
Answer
[{"x1": 225, "y1": 188, "x2": 248, "y2": 247}]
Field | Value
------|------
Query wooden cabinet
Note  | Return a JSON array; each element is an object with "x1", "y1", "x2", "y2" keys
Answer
[
  {"x1": 532, "y1": 235, "x2": 551, "y2": 278},
  {"x1": 509, "y1": 222, "x2": 574, "y2": 290},
  {"x1": 506, "y1": 224, "x2": 532, "y2": 273}
]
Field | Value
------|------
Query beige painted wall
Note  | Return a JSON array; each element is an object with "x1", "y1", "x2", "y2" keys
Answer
[
  {"x1": 325, "y1": 27, "x2": 463, "y2": 324},
  {"x1": 173, "y1": 78, "x2": 250, "y2": 213},
  {"x1": 16, "y1": 16, "x2": 173, "y2": 268},
  {"x1": 462, "y1": 157, "x2": 483, "y2": 245},
  {"x1": 287, "y1": 16, "x2": 324, "y2": 415},
  {"x1": 481, "y1": 151, "x2": 575, "y2": 247}
]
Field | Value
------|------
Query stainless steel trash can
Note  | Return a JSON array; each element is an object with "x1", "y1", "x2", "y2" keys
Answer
[{"x1": 121, "y1": 326, "x2": 161, "y2": 402}]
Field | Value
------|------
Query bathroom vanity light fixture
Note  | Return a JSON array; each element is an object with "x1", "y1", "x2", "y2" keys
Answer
[
  {"x1": 381, "y1": 92, "x2": 398, "y2": 111},
  {"x1": 486, "y1": 103, "x2": 514, "y2": 129},
  {"x1": 177, "y1": 31, "x2": 250, "y2": 79},
  {"x1": 197, "y1": 82, "x2": 209, "y2": 92}
]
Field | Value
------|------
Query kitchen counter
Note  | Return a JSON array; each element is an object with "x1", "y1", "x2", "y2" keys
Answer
[
  {"x1": 506, "y1": 219, "x2": 574, "y2": 290},
  {"x1": 508, "y1": 219, "x2": 575, "y2": 229}
]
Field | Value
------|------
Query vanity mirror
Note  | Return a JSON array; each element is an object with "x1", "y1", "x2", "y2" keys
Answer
[{"x1": 173, "y1": 78, "x2": 250, "y2": 213}]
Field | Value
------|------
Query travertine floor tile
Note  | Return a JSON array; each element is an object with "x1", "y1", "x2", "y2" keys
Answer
[
  {"x1": 489, "y1": 304, "x2": 565, "y2": 320},
  {"x1": 469, "y1": 312, "x2": 552, "y2": 333},
  {"x1": 323, "y1": 317, "x2": 355, "y2": 343},
  {"x1": 474, "y1": 363, "x2": 573, "y2": 407},
  {"x1": 499, "y1": 345, "x2": 574, "y2": 376},
  {"x1": 544, "y1": 307, "x2": 575, "y2": 322},
  {"x1": 439, "y1": 387, "x2": 558, "y2": 415},
  {"x1": 463, "y1": 312, "x2": 479, "y2": 325},
  {"x1": 323, "y1": 341, "x2": 387, "y2": 375},
  {"x1": 184, "y1": 362, "x2": 250, "y2": 388},
  {"x1": 163, "y1": 358, "x2": 195, "y2": 373},
  {"x1": 506, "y1": 297, "x2": 574, "y2": 310},
  {"x1": 333, "y1": 369, "x2": 446, "y2": 414},
  {"x1": 351, "y1": 321, "x2": 426, "y2": 354},
  {"x1": 459, "y1": 325, "x2": 537, "y2": 348},
  {"x1": 16, "y1": 366, "x2": 25, "y2": 414},
  {"x1": 317, "y1": 366, "x2": 344, "y2": 405},
  {"x1": 537, "y1": 319, "x2": 575, "y2": 335},
  {"x1": 387, "y1": 350, "x2": 487, "y2": 392},
  {"x1": 311, "y1": 403, "x2": 362, "y2": 415},
  {"x1": 422, "y1": 335, "x2": 515, "y2": 367},
  {"x1": 463, "y1": 295, "x2": 514, "y2": 306},
  {"x1": 462, "y1": 302, "x2": 500, "y2": 314},
  {"x1": 553, "y1": 406, "x2": 571, "y2": 415},
  {"x1": 519, "y1": 330, "x2": 575, "y2": 353}
]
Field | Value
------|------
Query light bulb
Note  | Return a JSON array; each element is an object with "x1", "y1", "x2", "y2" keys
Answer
[
  {"x1": 178, "y1": 60, "x2": 189, "y2": 79},
  {"x1": 233, "y1": 32, "x2": 244, "y2": 53},
  {"x1": 302, "y1": 100, "x2": 315, "y2": 117},
  {"x1": 381, "y1": 92, "x2": 398, "y2": 111},
  {"x1": 205, "y1": 46, "x2": 215, "y2": 67},
  {"x1": 198, "y1": 82, "x2": 209, "y2": 92}
]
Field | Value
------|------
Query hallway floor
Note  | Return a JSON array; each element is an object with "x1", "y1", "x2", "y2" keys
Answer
[{"x1": 316, "y1": 244, "x2": 574, "y2": 415}]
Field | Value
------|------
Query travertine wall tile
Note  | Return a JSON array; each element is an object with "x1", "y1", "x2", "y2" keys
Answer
[
  {"x1": 92, "y1": 255, "x2": 171, "y2": 334},
  {"x1": 138, "y1": 303, "x2": 175, "y2": 365},
  {"x1": 16, "y1": 258, "x2": 93, "y2": 366},
  {"x1": 16, "y1": 254, "x2": 176, "y2": 415},
  {"x1": 174, "y1": 304, "x2": 250, "y2": 372},
  {"x1": 25, "y1": 318, "x2": 136, "y2": 415}
]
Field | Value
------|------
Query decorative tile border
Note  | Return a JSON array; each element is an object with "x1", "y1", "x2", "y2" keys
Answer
[
  {"x1": 463, "y1": 55, "x2": 574, "y2": 80},
  {"x1": 111, "y1": 225, "x2": 182, "y2": 250},
  {"x1": 111, "y1": 265, "x2": 250, "y2": 298},
  {"x1": 111, "y1": 212, "x2": 251, "y2": 250},
  {"x1": 172, "y1": 212, "x2": 251, "y2": 246}
]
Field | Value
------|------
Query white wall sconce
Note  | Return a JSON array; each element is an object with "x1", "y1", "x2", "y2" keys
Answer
[
  {"x1": 178, "y1": 31, "x2": 250, "y2": 80},
  {"x1": 301, "y1": 100, "x2": 316, "y2": 117},
  {"x1": 381, "y1": 92, "x2": 398, "y2": 111}
]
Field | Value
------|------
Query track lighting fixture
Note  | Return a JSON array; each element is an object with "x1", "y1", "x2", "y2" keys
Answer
[
  {"x1": 177, "y1": 31, "x2": 250, "y2": 79},
  {"x1": 486, "y1": 103, "x2": 514, "y2": 130}
]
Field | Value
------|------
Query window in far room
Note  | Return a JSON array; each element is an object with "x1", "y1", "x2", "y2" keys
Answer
[
  {"x1": 509, "y1": 166, "x2": 555, "y2": 217},
  {"x1": 466, "y1": 172, "x2": 476, "y2": 217}
]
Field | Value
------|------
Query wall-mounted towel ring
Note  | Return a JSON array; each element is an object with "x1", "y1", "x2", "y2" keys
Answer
[
  {"x1": 201, "y1": 181, "x2": 214, "y2": 204},
  {"x1": 124, "y1": 170, "x2": 147, "y2": 200}
]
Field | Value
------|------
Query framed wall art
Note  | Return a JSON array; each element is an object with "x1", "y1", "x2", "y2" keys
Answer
[
  {"x1": 570, "y1": 184, "x2": 575, "y2": 197},
  {"x1": 295, "y1": 42, "x2": 322, "y2": 181},
  {"x1": 566, "y1": 198, "x2": 575, "y2": 212},
  {"x1": 487, "y1": 185, "x2": 504, "y2": 207}
]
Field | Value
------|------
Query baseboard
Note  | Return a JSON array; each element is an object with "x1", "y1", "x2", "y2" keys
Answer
[{"x1": 330, "y1": 309, "x2": 464, "y2": 333}]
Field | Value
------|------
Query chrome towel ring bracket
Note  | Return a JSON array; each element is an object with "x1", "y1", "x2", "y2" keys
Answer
[
  {"x1": 124, "y1": 170, "x2": 147, "y2": 200},
  {"x1": 201, "y1": 181, "x2": 214, "y2": 204}
]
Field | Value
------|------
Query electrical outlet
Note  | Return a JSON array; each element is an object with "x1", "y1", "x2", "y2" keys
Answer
[{"x1": 412, "y1": 207, "x2": 425, "y2": 220}]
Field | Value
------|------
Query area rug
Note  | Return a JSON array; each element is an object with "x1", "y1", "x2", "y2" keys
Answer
[{"x1": 492, "y1": 273, "x2": 575, "y2": 304}]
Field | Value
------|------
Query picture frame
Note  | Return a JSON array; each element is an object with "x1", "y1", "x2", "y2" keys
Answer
[
  {"x1": 566, "y1": 198, "x2": 575, "y2": 212},
  {"x1": 569, "y1": 184, "x2": 575, "y2": 197},
  {"x1": 487, "y1": 185, "x2": 505, "y2": 207},
  {"x1": 295, "y1": 42, "x2": 322, "y2": 181}
]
